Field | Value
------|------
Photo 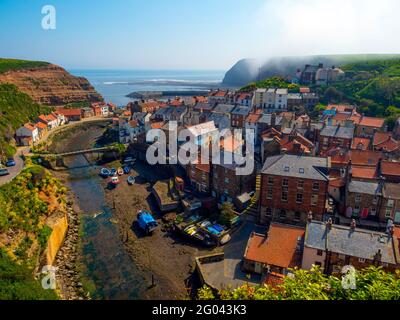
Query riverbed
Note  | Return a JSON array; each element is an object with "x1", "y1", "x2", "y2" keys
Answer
[{"x1": 51, "y1": 122, "x2": 210, "y2": 299}]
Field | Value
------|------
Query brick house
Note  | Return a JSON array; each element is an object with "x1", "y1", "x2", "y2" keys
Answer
[
  {"x1": 355, "y1": 116, "x2": 386, "y2": 138},
  {"x1": 186, "y1": 160, "x2": 211, "y2": 194},
  {"x1": 57, "y1": 109, "x2": 82, "y2": 122},
  {"x1": 243, "y1": 224, "x2": 305, "y2": 275},
  {"x1": 302, "y1": 220, "x2": 398, "y2": 273},
  {"x1": 380, "y1": 161, "x2": 400, "y2": 183},
  {"x1": 259, "y1": 154, "x2": 330, "y2": 226},
  {"x1": 345, "y1": 179, "x2": 383, "y2": 221},
  {"x1": 381, "y1": 183, "x2": 400, "y2": 224},
  {"x1": 317, "y1": 124, "x2": 354, "y2": 154},
  {"x1": 231, "y1": 105, "x2": 251, "y2": 129}
]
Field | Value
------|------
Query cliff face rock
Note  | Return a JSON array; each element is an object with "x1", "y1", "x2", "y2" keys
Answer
[
  {"x1": 222, "y1": 54, "x2": 400, "y2": 87},
  {"x1": 0, "y1": 63, "x2": 103, "y2": 105}
]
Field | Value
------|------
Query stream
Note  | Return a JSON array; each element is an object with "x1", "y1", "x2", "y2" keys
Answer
[{"x1": 59, "y1": 126, "x2": 147, "y2": 299}]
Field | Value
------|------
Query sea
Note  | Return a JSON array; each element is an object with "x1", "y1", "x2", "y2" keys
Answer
[{"x1": 68, "y1": 69, "x2": 226, "y2": 106}]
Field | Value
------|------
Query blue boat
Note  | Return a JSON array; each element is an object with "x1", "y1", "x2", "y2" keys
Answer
[
  {"x1": 137, "y1": 210, "x2": 158, "y2": 235},
  {"x1": 110, "y1": 168, "x2": 117, "y2": 176},
  {"x1": 100, "y1": 168, "x2": 111, "y2": 177},
  {"x1": 123, "y1": 166, "x2": 131, "y2": 174}
]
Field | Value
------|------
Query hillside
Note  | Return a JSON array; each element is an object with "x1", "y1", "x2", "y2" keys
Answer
[
  {"x1": 223, "y1": 54, "x2": 400, "y2": 87},
  {"x1": 0, "y1": 58, "x2": 103, "y2": 105},
  {"x1": 0, "y1": 83, "x2": 53, "y2": 157},
  {"x1": 0, "y1": 165, "x2": 66, "y2": 299}
]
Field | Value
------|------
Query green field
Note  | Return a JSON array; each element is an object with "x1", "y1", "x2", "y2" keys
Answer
[{"x1": 0, "y1": 58, "x2": 49, "y2": 74}]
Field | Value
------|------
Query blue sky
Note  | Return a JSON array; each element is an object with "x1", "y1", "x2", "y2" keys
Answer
[{"x1": 1, "y1": 0, "x2": 400, "y2": 70}]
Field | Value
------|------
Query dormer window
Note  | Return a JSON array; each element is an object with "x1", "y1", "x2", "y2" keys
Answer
[
  {"x1": 299, "y1": 168, "x2": 305, "y2": 174},
  {"x1": 284, "y1": 166, "x2": 290, "y2": 172}
]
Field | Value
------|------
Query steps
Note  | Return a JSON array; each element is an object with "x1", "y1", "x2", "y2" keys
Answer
[{"x1": 242, "y1": 174, "x2": 261, "y2": 221}]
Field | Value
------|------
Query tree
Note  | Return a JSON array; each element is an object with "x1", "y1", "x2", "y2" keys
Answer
[
  {"x1": 197, "y1": 266, "x2": 400, "y2": 300},
  {"x1": 218, "y1": 202, "x2": 236, "y2": 227}
]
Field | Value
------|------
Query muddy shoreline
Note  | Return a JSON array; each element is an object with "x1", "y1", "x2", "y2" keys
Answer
[{"x1": 49, "y1": 121, "x2": 210, "y2": 299}]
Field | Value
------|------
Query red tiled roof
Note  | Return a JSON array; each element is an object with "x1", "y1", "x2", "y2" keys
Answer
[
  {"x1": 35, "y1": 122, "x2": 47, "y2": 130},
  {"x1": 329, "y1": 177, "x2": 346, "y2": 188},
  {"x1": 349, "y1": 150, "x2": 383, "y2": 166},
  {"x1": 358, "y1": 116, "x2": 385, "y2": 128},
  {"x1": 246, "y1": 113, "x2": 262, "y2": 124},
  {"x1": 326, "y1": 104, "x2": 355, "y2": 112},
  {"x1": 210, "y1": 90, "x2": 227, "y2": 97},
  {"x1": 244, "y1": 224, "x2": 305, "y2": 269},
  {"x1": 373, "y1": 132, "x2": 392, "y2": 146},
  {"x1": 333, "y1": 113, "x2": 350, "y2": 122},
  {"x1": 264, "y1": 272, "x2": 285, "y2": 288},
  {"x1": 24, "y1": 123, "x2": 36, "y2": 132},
  {"x1": 351, "y1": 137, "x2": 371, "y2": 150},
  {"x1": 351, "y1": 165, "x2": 378, "y2": 180},
  {"x1": 58, "y1": 109, "x2": 82, "y2": 117},
  {"x1": 299, "y1": 87, "x2": 310, "y2": 93},
  {"x1": 150, "y1": 121, "x2": 164, "y2": 129},
  {"x1": 381, "y1": 161, "x2": 400, "y2": 177}
]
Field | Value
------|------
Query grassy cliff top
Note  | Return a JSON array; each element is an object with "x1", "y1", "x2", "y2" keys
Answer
[{"x1": 0, "y1": 58, "x2": 49, "y2": 74}]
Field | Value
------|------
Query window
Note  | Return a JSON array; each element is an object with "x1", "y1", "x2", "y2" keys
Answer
[
  {"x1": 299, "y1": 168, "x2": 305, "y2": 174},
  {"x1": 387, "y1": 199, "x2": 395, "y2": 208},
  {"x1": 317, "y1": 250, "x2": 323, "y2": 256},
  {"x1": 358, "y1": 258, "x2": 366, "y2": 263},
  {"x1": 311, "y1": 194, "x2": 318, "y2": 206},
  {"x1": 355, "y1": 194, "x2": 362, "y2": 203},
  {"x1": 312, "y1": 182, "x2": 319, "y2": 191},
  {"x1": 284, "y1": 166, "x2": 290, "y2": 173},
  {"x1": 296, "y1": 193, "x2": 303, "y2": 204},
  {"x1": 266, "y1": 207, "x2": 272, "y2": 217},
  {"x1": 385, "y1": 209, "x2": 392, "y2": 219},
  {"x1": 354, "y1": 204, "x2": 360, "y2": 214},
  {"x1": 267, "y1": 188, "x2": 273, "y2": 200},
  {"x1": 294, "y1": 211, "x2": 301, "y2": 221},
  {"x1": 297, "y1": 180, "x2": 304, "y2": 189},
  {"x1": 373, "y1": 196, "x2": 378, "y2": 205},
  {"x1": 282, "y1": 178, "x2": 289, "y2": 187},
  {"x1": 268, "y1": 176, "x2": 274, "y2": 185},
  {"x1": 281, "y1": 191, "x2": 288, "y2": 202},
  {"x1": 370, "y1": 207, "x2": 377, "y2": 216},
  {"x1": 279, "y1": 209, "x2": 286, "y2": 219}
]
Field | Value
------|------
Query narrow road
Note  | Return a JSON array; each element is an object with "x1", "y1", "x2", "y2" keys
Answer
[
  {"x1": 0, "y1": 117, "x2": 111, "y2": 187},
  {"x1": 0, "y1": 147, "x2": 28, "y2": 186}
]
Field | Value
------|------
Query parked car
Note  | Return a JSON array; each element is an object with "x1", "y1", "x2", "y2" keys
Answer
[
  {"x1": 6, "y1": 158, "x2": 16, "y2": 167},
  {"x1": 0, "y1": 168, "x2": 10, "y2": 176}
]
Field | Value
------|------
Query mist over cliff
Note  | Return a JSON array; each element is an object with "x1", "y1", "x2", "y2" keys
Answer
[{"x1": 222, "y1": 54, "x2": 400, "y2": 87}]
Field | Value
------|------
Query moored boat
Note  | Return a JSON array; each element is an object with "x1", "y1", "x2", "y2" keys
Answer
[
  {"x1": 100, "y1": 168, "x2": 111, "y2": 177},
  {"x1": 127, "y1": 176, "x2": 135, "y2": 185},
  {"x1": 117, "y1": 167, "x2": 124, "y2": 176},
  {"x1": 109, "y1": 176, "x2": 120, "y2": 185},
  {"x1": 123, "y1": 166, "x2": 131, "y2": 174},
  {"x1": 110, "y1": 168, "x2": 117, "y2": 176}
]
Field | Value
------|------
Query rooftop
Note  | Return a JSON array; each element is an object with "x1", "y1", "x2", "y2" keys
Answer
[
  {"x1": 320, "y1": 125, "x2": 354, "y2": 140},
  {"x1": 305, "y1": 221, "x2": 397, "y2": 264},
  {"x1": 244, "y1": 224, "x2": 305, "y2": 269},
  {"x1": 358, "y1": 116, "x2": 385, "y2": 128},
  {"x1": 261, "y1": 154, "x2": 330, "y2": 181},
  {"x1": 348, "y1": 180, "x2": 381, "y2": 195}
]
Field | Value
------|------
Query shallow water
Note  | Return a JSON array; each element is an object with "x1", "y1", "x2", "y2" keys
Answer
[{"x1": 63, "y1": 154, "x2": 146, "y2": 299}]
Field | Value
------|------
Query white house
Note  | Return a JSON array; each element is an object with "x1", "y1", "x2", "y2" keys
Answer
[{"x1": 16, "y1": 123, "x2": 39, "y2": 146}]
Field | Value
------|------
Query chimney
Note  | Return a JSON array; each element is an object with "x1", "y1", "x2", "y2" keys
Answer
[
  {"x1": 326, "y1": 218, "x2": 333, "y2": 230},
  {"x1": 307, "y1": 211, "x2": 313, "y2": 223},
  {"x1": 271, "y1": 113, "x2": 276, "y2": 127},
  {"x1": 350, "y1": 219, "x2": 356, "y2": 230}
]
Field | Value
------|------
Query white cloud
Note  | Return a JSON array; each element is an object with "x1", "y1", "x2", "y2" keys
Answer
[{"x1": 254, "y1": 0, "x2": 400, "y2": 57}]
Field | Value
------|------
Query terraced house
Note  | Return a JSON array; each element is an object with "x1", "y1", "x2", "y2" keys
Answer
[{"x1": 259, "y1": 154, "x2": 330, "y2": 225}]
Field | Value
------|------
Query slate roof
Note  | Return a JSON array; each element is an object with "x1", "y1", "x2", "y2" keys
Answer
[
  {"x1": 305, "y1": 221, "x2": 397, "y2": 264},
  {"x1": 320, "y1": 125, "x2": 354, "y2": 139},
  {"x1": 348, "y1": 180, "x2": 382, "y2": 195},
  {"x1": 261, "y1": 154, "x2": 330, "y2": 181},
  {"x1": 232, "y1": 105, "x2": 251, "y2": 116},
  {"x1": 258, "y1": 114, "x2": 283, "y2": 126},
  {"x1": 212, "y1": 104, "x2": 236, "y2": 115}
]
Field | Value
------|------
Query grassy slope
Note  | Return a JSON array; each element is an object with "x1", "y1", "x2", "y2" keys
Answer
[
  {"x1": 0, "y1": 164, "x2": 65, "y2": 299},
  {"x1": 0, "y1": 58, "x2": 49, "y2": 74},
  {"x1": 0, "y1": 83, "x2": 53, "y2": 158}
]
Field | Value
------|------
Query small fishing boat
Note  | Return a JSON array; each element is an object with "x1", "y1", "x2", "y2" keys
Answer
[
  {"x1": 109, "y1": 176, "x2": 120, "y2": 185},
  {"x1": 127, "y1": 176, "x2": 135, "y2": 185},
  {"x1": 117, "y1": 167, "x2": 124, "y2": 176},
  {"x1": 110, "y1": 168, "x2": 117, "y2": 176},
  {"x1": 100, "y1": 168, "x2": 110, "y2": 177},
  {"x1": 123, "y1": 166, "x2": 131, "y2": 174}
]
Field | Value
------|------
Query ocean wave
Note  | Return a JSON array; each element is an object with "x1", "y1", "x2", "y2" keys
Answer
[{"x1": 103, "y1": 81, "x2": 129, "y2": 85}]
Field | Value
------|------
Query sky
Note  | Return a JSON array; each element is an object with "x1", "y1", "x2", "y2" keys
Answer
[{"x1": 1, "y1": 0, "x2": 400, "y2": 70}]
